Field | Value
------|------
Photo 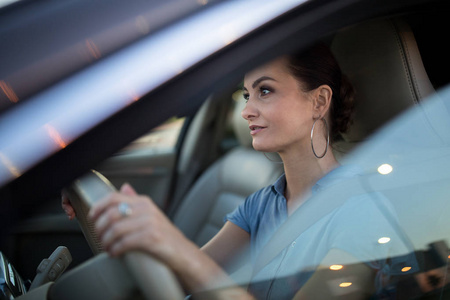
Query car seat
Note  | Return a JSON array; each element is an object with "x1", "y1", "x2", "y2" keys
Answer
[{"x1": 331, "y1": 17, "x2": 435, "y2": 159}]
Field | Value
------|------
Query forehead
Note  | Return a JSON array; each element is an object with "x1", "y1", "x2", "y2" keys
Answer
[{"x1": 244, "y1": 56, "x2": 291, "y2": 86}]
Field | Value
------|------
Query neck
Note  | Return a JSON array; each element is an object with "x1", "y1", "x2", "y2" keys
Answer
[{"x1": 279, "y1": 146, "x2": 338, "y2": 214}]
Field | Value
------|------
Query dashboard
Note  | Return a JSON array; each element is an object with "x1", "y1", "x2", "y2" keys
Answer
[{"x1": 0, "y1": 252, "x2": 27, "y2": 299}]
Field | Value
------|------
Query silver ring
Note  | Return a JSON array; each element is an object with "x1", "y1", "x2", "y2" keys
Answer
[{"x1": 118, "y1": 202, "x2": 132, "y2": 218}]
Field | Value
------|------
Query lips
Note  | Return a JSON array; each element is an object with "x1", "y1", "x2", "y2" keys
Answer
[{"x1": 249, "y1": 125, "x2": 266, "y2": 135}]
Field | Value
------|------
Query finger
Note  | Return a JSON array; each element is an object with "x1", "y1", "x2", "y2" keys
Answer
[
  {"x1": 88, "y1": 192, "x2": 126, "y2": 221},
  {"x1": 65, "y1": 206, "x2": 76, "y2": 220},
  {"x1": 61, "y1": 193, "x2": 76, "y2": 220},
  {"x1": 89, "y1": 186, "x2": 143, "y2": 221},
  {"x1": 61, "y1": 194, "x2": 70, "y2": 205},
  {"x1": 94, "y1": 197, "x2": 151, "y2": 237},
  {"x1": 61, "y1": 193, "x2": 70, "y2": 210},
  {"x1": 94, "y1": 201, "x2": 136, "y2": 237},
  {"x1": 108, "y1": 229, "x2": 151, "y2": 257},
  {"x1": 120, "y1": 183, "x2": 138, "y2": 196},
  {"x1": 101, "y1": 214, "x2": 147, "y2": 252}
]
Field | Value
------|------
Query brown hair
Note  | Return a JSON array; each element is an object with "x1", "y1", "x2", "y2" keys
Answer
[{"x1": 286, "y1": 43, "x2": 355, "y2": 142}]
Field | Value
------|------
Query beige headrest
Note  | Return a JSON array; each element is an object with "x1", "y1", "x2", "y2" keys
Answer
[{"x1": 331, "y1": 18, "x2": 435, "y2": 155}]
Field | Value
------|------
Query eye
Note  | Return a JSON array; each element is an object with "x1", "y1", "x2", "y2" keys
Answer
[
  {"x1": 243, "y1": 92, "x2": 250, "y2": 102},
  {"x1": 259, "y1": 86, "x2": 272, "y2": 97}
]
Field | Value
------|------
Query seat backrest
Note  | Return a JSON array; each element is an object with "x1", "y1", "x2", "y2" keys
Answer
[
  {"x1": 331, "y1": 17, "x2": 435, "y2": 160},
  {"x1": 173, "y1": 96, "x2": 284, "y2": 246}
]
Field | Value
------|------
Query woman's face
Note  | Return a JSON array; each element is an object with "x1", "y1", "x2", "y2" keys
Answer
[{"x1": 242, "y1": 57, "x2": 315, "y2": 154}]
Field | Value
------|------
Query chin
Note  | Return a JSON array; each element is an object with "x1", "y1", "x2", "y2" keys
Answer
[{"x1": 252, "y1": 141, "x2": 278, "y2": 153}]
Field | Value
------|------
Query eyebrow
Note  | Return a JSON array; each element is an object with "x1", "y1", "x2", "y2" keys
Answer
[{"x1": 243, "y1": 76, "x2": 277, "y2": 91}]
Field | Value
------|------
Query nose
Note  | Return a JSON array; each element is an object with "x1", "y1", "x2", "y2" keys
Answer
[{"x1": 241, "y1": 98, "x2": 258, "y2": 120}]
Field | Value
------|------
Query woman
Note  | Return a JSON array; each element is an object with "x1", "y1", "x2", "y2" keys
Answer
[{"x1": 64, "y1": 43, "x2": 360, "y2": 299}]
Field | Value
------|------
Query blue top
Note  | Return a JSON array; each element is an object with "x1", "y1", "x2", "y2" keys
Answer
[
  {"x1": 225, "y1": 165, "x2": 418, "y2": 299},
  {"x1": 226, "y1": 165, "x2": 363, "y2": 263}
]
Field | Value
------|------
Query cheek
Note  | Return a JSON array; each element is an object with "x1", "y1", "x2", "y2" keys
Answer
[
  {"x1": 277, "y1": 107, "x2": 313, "y2": 139},
  {"x1": 278, "y1": 101, "x2": 311, "y2": 125}
]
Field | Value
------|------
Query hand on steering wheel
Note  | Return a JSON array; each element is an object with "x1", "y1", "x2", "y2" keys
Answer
[
  {"x1": 88, "y1": 183, "x2": 190, "y2": 265},
  {"x1": 61, "y1": 192, "x2": 76, "y2": 220},
  {"x1": 63, "y1": 170, "x2": 185, "y2": 299},
  {"x1": 63, "y1": 170, "x2": 252, "y2": 300}
]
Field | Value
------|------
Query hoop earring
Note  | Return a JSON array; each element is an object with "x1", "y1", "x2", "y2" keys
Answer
[
  {"x1": 310, "y1": 118, "x2": 329, "y2": 159},
  {"x1": 263, "y1": 153, "x2": 283, "y2": 164}
]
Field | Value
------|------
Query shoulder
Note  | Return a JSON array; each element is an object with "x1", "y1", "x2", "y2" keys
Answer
[
  {"x1": 226, "y1": 174, "x2": 285, "y2": 229},
  {"x1": 245, "y1": 174, "x2": 285, "y2": 209}
]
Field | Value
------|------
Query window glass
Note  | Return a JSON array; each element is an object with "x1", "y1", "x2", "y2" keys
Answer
[{"x1": 120, "y1": 117, "x2": 185, "y2": 153}]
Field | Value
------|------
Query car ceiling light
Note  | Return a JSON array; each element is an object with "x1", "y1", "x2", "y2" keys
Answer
[
  {"x1": 378, "y1": 237, "x2": 391, "y2": 244},
  {"x1": 377, "y1": 163, "x2": 393, "y2": 175}
]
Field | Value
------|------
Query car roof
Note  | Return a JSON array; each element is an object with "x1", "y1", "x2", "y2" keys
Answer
[
  {"x1": 0, "y1": 0, "x2": 215, "y2": 112},
  {"x1": 0, "y1": 0, "x2": 307, "y2": 188}
]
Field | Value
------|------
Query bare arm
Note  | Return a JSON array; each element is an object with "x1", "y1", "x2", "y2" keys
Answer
[{"x1": 201, "y1": 221, "x2": 250, "y2": 270}]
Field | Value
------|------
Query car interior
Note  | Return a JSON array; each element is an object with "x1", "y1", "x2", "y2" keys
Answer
[{"x1": 2, "y1": 2, "x2": 449, "y2": 298}]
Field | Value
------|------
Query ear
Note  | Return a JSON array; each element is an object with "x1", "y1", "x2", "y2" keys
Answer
[{"x1": 312, "y1": 85, "x2": 332, "y2": 119}]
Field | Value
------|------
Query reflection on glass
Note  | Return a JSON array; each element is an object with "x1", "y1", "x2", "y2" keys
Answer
[
  {"x1": 44, "y1": 124, "x2": 67, "y2": 149},
  {"x1": 329, "y1": 265, "x2": 343, "y2": 271},
  {"x1": 402, "y1": 266, "x2": 412, "y2": 272},
  {"x1": 118, "y1": 117, "x2": 185, "y2": 153},
  {"x1": 0, "y1": 80, "x2": 19, "y2": 103},
  {"x1": 135, "y1": 16, "x2": 150, "y2": 35},
  {"x1": 377, "y1": 163, "x2": 393, "y2": 175},
  {"x1": 0, "y1": 152, "x2": 21, "y2": 178},
  {"x1": 377, "y1": 237, "x2": 391, "y2": 244},
  {"x1": 85, "y1": 39, "x2": 101, "y2": 60},
  {"x1": 339, "y1": 282, "x2": 352, "y2": 288},
  {"x1": 220, "y1": 23, "x2": 237, "y2": 45},
  {"x1": 129, "y1": 91, "x2": 140, "y2": 102},
  {"x1": 167, "y1": 55, "x2": 184, "y2": 75}
]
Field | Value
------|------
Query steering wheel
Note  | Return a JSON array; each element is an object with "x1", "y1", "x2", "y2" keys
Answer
[{"x1": 60, "y1": 170, "x2": 185, "y2": 300}]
